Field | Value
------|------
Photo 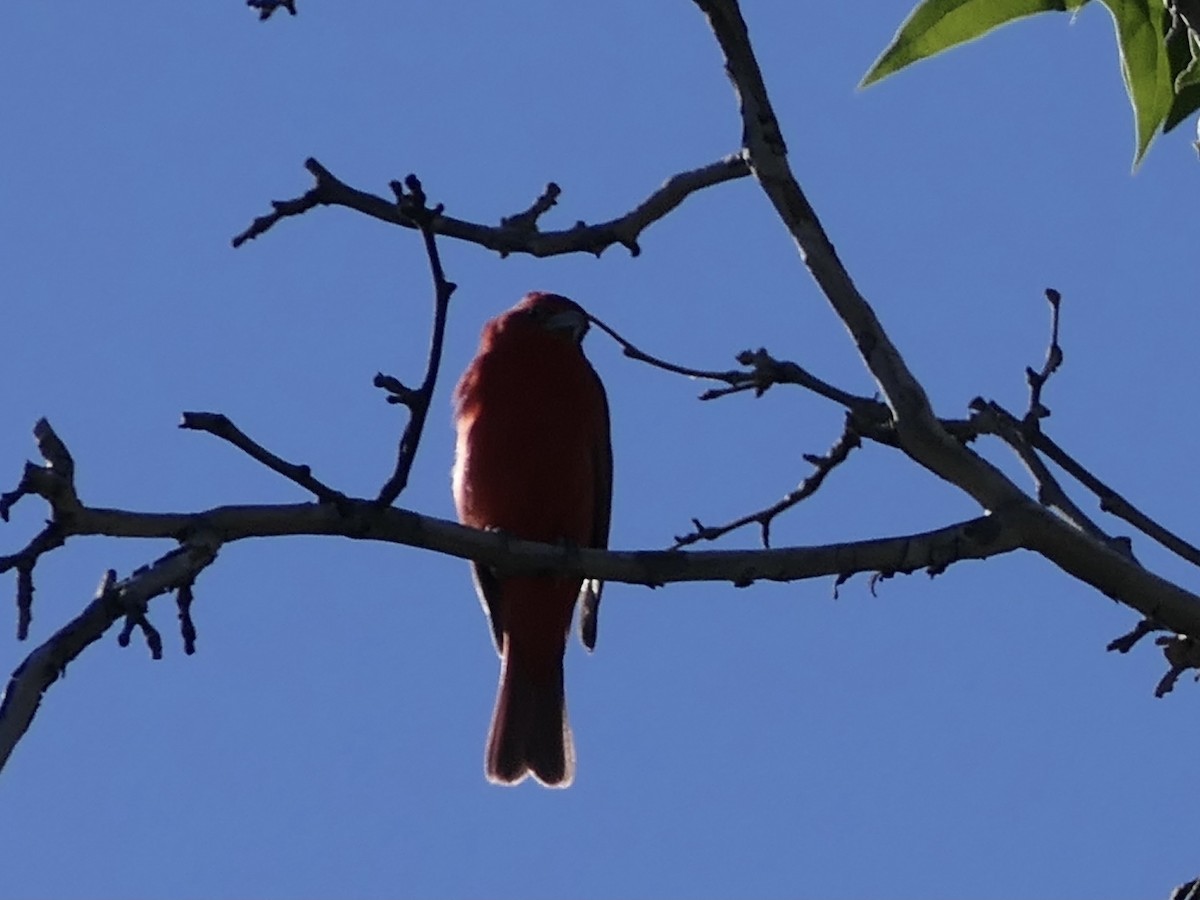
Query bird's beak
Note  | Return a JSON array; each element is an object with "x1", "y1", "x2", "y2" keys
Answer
[{"x1": 544, "y1": 308, "x2": 589, "y2": 342}]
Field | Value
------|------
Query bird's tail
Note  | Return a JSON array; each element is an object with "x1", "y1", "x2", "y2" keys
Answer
[{"x1": 486, "y1": 651, "x2": 574, "y2": 788}]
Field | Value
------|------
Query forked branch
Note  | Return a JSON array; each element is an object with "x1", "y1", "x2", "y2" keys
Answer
[
  {"x1": 0, "y1": 417, "x2": 1026, "y2": 775},
  {"x1": 0, "y1": 535, "x2": 219, "y2": 773},
  {"x1": 693, "y1": 0, "x2": 1200, "y2": 689},
  {"x1": 674, "y1": 416, "x2": 861, "y2": 549},
  {"x1": 374, "y1": 175, "x2": 456, "y2": 507}
]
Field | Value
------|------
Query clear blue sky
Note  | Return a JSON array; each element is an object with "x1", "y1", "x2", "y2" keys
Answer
[{"x1": 2, "y1": 2, "x2": 1198, "y2": 898}]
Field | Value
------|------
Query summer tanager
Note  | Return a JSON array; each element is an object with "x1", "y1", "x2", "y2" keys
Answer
[{"x1": 452, "y1": 292, "x2": 612, "y2": 787}]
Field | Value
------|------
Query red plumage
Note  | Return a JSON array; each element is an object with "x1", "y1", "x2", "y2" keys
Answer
[{"x1": 452, "y1": 292, "x2": 612, "y2": 787}]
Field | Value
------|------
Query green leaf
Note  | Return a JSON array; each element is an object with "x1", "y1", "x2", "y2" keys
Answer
[
  {"x1": 862, "y1": 0, "x2": 1089, "y2": 87},
  {"x1": 1098, "y1": 0, "x2": 1174, "y2": 163}
]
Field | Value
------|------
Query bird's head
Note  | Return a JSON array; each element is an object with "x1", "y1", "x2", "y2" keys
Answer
[{"x1": 514, "y1": 292, "x2": 590, "y2": 344}]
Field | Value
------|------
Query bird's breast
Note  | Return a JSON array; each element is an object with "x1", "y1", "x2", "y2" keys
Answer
[{"x1": 453, "y1": 340, "x2": 603, "y2": 544}]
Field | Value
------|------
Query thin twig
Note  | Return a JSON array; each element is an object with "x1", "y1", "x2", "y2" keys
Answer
[
  {"x1": 1029, "y1": 429, "x2": 1200, "y2": 569},
  {"x1": 586, "y1": 313, "x2": 749, "y2": 384},
  {"x1": 179, "y1": 412, "x2": 345, "y2": 504},
  {"x1": 232, "y1": 154, "x2": 750, "y2": 258},
  {"x1": 707, "y1": 350, "x2": 982, "y2": 449},
  {"x1": 1107, "y1": 618, "x2": 1162, "y2": 653},
  {"x1": 1012, "y1": 287, "x2": 1200, "y2": 566},
  {"x1": 674, "y1": 416, "x2": 861, "y2": 548},
  {"x1": 177, "y1": 580, "x2": 197, "y2": 656},
  {"x1": 0, "y1": 421, "x2": 81, "y2": 638},
  {"x1": 500, "y1": 182, "x2": 561, "y2": 232},
  {"x1": 970, "y1": 390, "x2": 1200, "y2": 570},
  {"x1": 0, "y1": 524, "x2": 66, "y2": 580},
  {"x1": 1024, "y1": 288, "x2": 1064, "y2": 426},
  {"x1": 588, "y1": 314, "x2": 883, "y2": 416},
  {"x1": 1, "y1": 419, "x2": 80, "y2": 524},
  {"x1": 376, "y1": 175, "x2": 457, "y2": 507},
  {"x1": 115, "y1": 573, "x2": 164, "y2": 661},
  {"x1": 719, "y1": 349, "x2": 884, "y2": 414},
  {"x1": 586, "y1": 322, "x2": 984, "y2": 456},
  {"x1": 1, "y1": 526, "x2": 64, "y2": 640}
]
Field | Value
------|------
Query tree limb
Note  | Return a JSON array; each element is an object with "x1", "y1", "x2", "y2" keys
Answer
[
  {"x1": 232, "y1": 154, "x2": 750, "y2": 258},
  {"x1": 693, "y1": 0, "x2": 1018, "y2": 513},
  {"x1": 2, "y1": 490, "x2": 1021, "y2": 591},
  {"x1": 0, "y1": 423, "x2": 1025, "y2": 775},
  {"x1": 0, "y1": 535, "x2": 220, "y2": 773},
  {"x1": 0, "y1": 408, "x2": 1035, "y2": 774},
  {"x1": 691, "y1": 0, "x2": 1200, "y2": 692}
]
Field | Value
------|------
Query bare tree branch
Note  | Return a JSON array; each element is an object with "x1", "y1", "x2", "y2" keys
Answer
[
  {"x1": 1, "y1": 419, "x2": 79, "y2": 524},
  {"x1": 975, "y1": 287, "x2": 1200, "y2": 570},
  {"x1": 180, "y1": 412, "x2": 345, "y2": 504},
  {"x1": 593, "y1": 303, "x2": 1197, "y2": 608},
  {"x1": 712, "y1": 349, "x2": 883, "y2": 414},
  {"x1": 694, "y1": 0, "x2": 1017, "y2": 511},
  {"x1": 500, "y1": 182, "x2": 561, "y2": 232},
  {"x1": 0, "y1": 401, "x2": 1035, "y2": 776},
  {"x1": 1108, "y1": 618, "x2": 1163, "y2": 654},
  {"x1": 589, "y1": 313, "x2": 886, "y2": 422},
  {"x1": 595, "y1": 333, "x2": 983, "y2": 451},
  {"x1": 0, "y1": 499, "x2": 1018, "y2": 759},
  {"x1": 1023, "y1": 288, "x2": 1064, "y2": 426},
  {"x1": 587, "y1": 312, "x2": 751, "y2": 386},
  {"x1": 1, "y1": 525, "x2": 64, "y2": 640},
  {"x1": 374, "y1": 175, "x2": 456, "y2": 507},
  {"x1": 691, "y1": 0, "x2": 1200, "y2": 691},
  {"x1": 1029, "y1": 428, "x2": 1200, "y2": 568},
  {"x1": 231, "y1": 154, "x2": 750, "y2": 258},
  {"x1": 1, "y1": 490, "x2": 1022, "y2": 591},
  {"x1": 0, "y1": 419, "x2": 1025, "y2": 775},
  {"x1": 0, "y1": 535, "x2": 220, "y2": 773},
  {"x1": 674, "y1": 415, "x2": 861, "y2": 549},
  {"x1": 0, "y1": 503, "x2": 1015, "y2": 770}
]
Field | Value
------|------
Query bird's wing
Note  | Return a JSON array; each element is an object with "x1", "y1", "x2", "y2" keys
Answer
[
  {"x1": 579, "y1": 371, "x2": 613, "y2": 652},
  {"x1": 472, "y1": 561, "x2": 505, "y2": 655}
]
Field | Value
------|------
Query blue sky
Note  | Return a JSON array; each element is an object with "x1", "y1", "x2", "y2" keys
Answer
[{"x1": 2, "y1": 2, "x2": 1199, "y2": 898}]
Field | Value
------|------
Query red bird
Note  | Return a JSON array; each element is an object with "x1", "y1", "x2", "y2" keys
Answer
[{"x1": 452, "y1": 292, "x2": 612, "y2": 788}]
